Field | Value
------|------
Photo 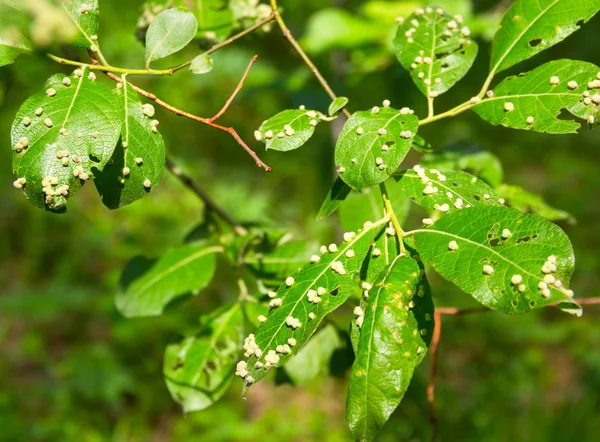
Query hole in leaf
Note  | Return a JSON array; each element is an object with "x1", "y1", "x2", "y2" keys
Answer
[
  {"x1": 441, "y1": 62, "x2": 450, "y2": 69},
  {"x1": 511, "y1": 300, "x2": 518, "y2": 307},
  {"x1": 576, "y1": 19, "x2": 585, "y2": 27},
  {"x1": 172, "y1": 360, "x2": 184, "y2": 371},
  {"x1": 489, "y1": 238, "x2": 501, "y2": 247},
  {"x1": 529, "y1": 301, "x2": 536, "y2": 307},
  {"x1": 206, "y1": 361, "x2": 217, "y2": 371},
  {"x1": 473, "y1": 194, "x2": 481, "y2": 201},
  {"x1": 516, "y1": 234, "x2": 538, "y2": 243},
  {"x1": 529, "y1": 38, "x2": 542, "y2": 47}
]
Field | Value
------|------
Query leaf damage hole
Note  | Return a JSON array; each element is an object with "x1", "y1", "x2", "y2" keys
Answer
[
  {"x1": 529, "y1": 38, "x2": 543, "y2": 47},
  {"x1": 516, "y1": 234, "x2": 538, "y2": 244},
  {"x1": 576, "y1": 19, "x2": 585, "y2": 27}
]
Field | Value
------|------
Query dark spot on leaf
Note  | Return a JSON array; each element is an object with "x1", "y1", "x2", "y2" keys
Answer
[
  {"x1": 529, "y1": 301, "x2": 536, "y2": 307},
  {"x1": 529, "y1": 38, "x2": 542, "y2": 47},
  {"x1": 172, "y1": 360, "x2": 184, "y2": 371},
  {"x1": 89, "y1": 153, "x2": 101, "y2": 163},
  {"x1": 473, "y1": 194, "x2": 481, "y2": 201},
  {"x1": 206, "y1": 361, "x2": 217, "y2": 371},
  {"x1": 512, "y1": 300, "x2": 518, "y2": 307},
  {"x1": 576, "y1": 19, "x2": 585, "y2": 27},
  {"x1": 441, "y1": 62, "x2": 450, "y2": 69},
  {"x1": 516, "y1": 234, "x2": 538, "y2": 244},
  {"x1": 489, "y1": 238, "x2": 501, "y2": 247},
  {"x1": 501, "y1": 289, "x2": 506, "y2": 294}
]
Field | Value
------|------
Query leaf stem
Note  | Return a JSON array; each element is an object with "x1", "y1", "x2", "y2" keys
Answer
[
  {"x1": 418, "y1": 100, "x2": 475, "y2": 126},
  {"x1": 166, "y1": 157, "x2": 248, "y2": 236},
  {"x1": 379, "y1": 182, "x2": 406, "y2": 254},
  {"x1": 270, "y1": 0, "x2": 351, "y2": 118},
  {"x1": 47, "y1": 53, "x2": 174, "y2": 76}
]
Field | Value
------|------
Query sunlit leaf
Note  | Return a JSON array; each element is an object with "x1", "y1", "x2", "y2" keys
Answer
[
  {"x1": 496, "y1": 183, "x2": 575, "y2": 223},
  {"x1": 116, "y1": 244, "x2": 222, "y2": 317},
  {"x1": 239, "y1": 217, "x2": 390, "y2": 387},
  {"x1": 317, "y1": 177, "x2": 352, "y2": 220},
  {"x1": 490, "y1": 0, "x2": 600, "y2": 74},
  {"x1": 329, "y1": 96, "x2": 349, "y2": 116},
  {"x1": 0, "y1": 3, "x2": 32, "y2": 67},
  {"x1": 335, "y1": 108, "x2": 419, "y2": 192},
  {"x1": 472, "y1": 60, "x2": 600, "y2": 134},
  {"x1": 347, "y1": 256, "x2": 434, "y2": 441},
  {"x1": 194, "y1": 0, "x2": 233, "y2": 41},
  {"x1": 164, "y1": 303, "x2": 243, "y2": 413},
  {"x1": 411, "y1": 206, "x2": 581, "y2": 315},
  {"x1": 393, "y1": 7, "x2": 478, "y2": 96},
  {"x1": 11, "y1": 70, "x2": 121, "y2": 211},
  {"x1": 189, "y1": 54, "x2": 214, "y2": 74},
  {"x1": 256, "y1": 109, "x2": 323, "y2": 152},
  {"x1": 145, "y1": 7, "x2": 198, "y2": 65},
  {"x1": 94, "y1": 83, "x2": 165, "y2": 208},
  {"x1": 62, "y1": 0, "x2": 99, "y2": 48}
]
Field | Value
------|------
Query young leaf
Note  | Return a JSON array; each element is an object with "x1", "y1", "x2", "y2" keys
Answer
[
  {"x1": 194, "y1": 0, "x2": 234, "y2": 41},
  {"x1": 238, "y1": 217, "x2": 390, "y2": 387},
  {"x1": 317, "y1": 177, "x2": 352, "y2": 220},
  {"x1": 145, "y1": 7, "x2": 198, "y2": 66},
  {"x1": 164, "y1": 303, "x2": 243, "y2": 413},
  {"x1": 421, "y1": 143, "x2": 504, "y2": 188},
  {"x1": 115, "y1": 244, "x2": 222, "y2": 317},
  {"x1": 496, "y1": 184, "x2": 575, "y2": 223},
  {"x1": 393, "y1": 8, "x2": 478, "y2": 97},
  {"x1": 189, "y1": 54, "x2": 214, "y2": 74},
  {"x1": 11, "y1": 70, "x2": 121, "y2": 211},
  {"x1": 411, "y1": 206, "x2": 581, "y2": 316},
  {"x1": 0, "y1": 3, "x2": 32, "y2": 67},
  {"x1": 393, "y1": 166, "x2": 500, "y2": 219},
  {"x1": 490, "y1": 0, "x2": 600, "y2": 75},
  {"x1": 329, "y1": 96, "x2": 349, "y2": 116},
  {"x1": 94, "y1": 83, "x2": 165, "y2": 208},
  {"x1": 472, "y1": 60, "x2": 600, "y2": 134},
  {"x1": 335, "y1": 108, "x2": 419, "y2": 191},
  {"x1": 257, "y1": 109, "x2": 322, "y2": 152},
  {"x1": 339, "y1": 183, "x2": 410, "y2": 233},
  {"x1": 62, "y1": 0, "x2": 99, "y2": 48},
  {"x1": 347, "y1": 255, "x2": 434, "y2": 442},
  {"x1": 283, "y1": 324, "x2": 344, "y2": 386}
]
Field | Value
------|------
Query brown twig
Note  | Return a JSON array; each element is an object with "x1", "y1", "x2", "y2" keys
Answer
[
  {"x1": 210, "y1": 55, "x2": 258, "y2": 122},
  {"x1": 165, "y1": 157, "x2": 248, "y2": 236},
  {"x1": 270, "y1": 1, "x2": 351, "y2": 118},
  {"x1": 97, "y1": 61, "x2": 272, "y2": 171}
]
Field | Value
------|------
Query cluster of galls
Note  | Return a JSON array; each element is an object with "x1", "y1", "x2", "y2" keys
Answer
[{"x1": 254, "y1": 109, "x2": 320, "y2": 143}]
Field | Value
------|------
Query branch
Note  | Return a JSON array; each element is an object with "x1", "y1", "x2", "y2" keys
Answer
[
  {"x1": 166, "y1": 157, "x2": 248, "y2": 236},
  {"x1": 210, "y1": 55, "x2": 258, "y2": 122},
  {"x1": 436, "y1": 297, "x2": 600, "y2": 316},
  {"x1": 270, "y1": 0, "x2": 352, "y2": 118},
  {"x1": 97, "y1": 59, "x2": 272, "y2": 171},
  {"x1": 427, "y1": 310, "x2": 443, "y2": 442}
]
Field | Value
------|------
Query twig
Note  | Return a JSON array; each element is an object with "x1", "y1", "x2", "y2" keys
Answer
[
  {"x1": 436, "y1": 297, "x2": 600, "y2": 316},
  {"x1": 210, "y1": 55, "x2": 258, "y2": 122},
  {"x1": 427, "y1": 310, "x2": 443, "y2": 442},
  {"x1": 166, "y1": 157, "x2": 248, "y2": 236},
  {"x1": 270, "y1": 0, "x2": 351, "y2": 118},
  {"x1": 97, "y1": 61, "x2": 272, "y2": 171}
]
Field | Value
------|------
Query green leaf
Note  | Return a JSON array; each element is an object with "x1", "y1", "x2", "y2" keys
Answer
[
  {"x1": 339, "y1": 184, "x2": 411, "y2": 233},
  {"x1": 94, "y1": 83, "x2": 165, "y2": 208},
  {"x1": 335, "y1": 107, "x2": 419, "y2": 192},
  {"x1": 329, "y1": 97, "x2": 349, "y2": 116},
  {"x1": 62, "y1": 0, "x2": 99, "y2": 48},
  {"x1": 145, "y1": 7, "x2": 198, "y2": 65},
  {"x1": 283, "y1": 324, "x2": 344, "y2": 386},
  {"x1": 393, "y1": 166, "x2": 501, "y2": 219},
  {"x1": 257, "y1": 109, "x2": 322, "y2": 152},
  {"x1": 11, "y1": 70, "x2": 121, "y2": 211},
  {"x1": 347, "y1": 256, "x2": 434, "y2": 442},
  {"x1": 472, "y1": 60, "x2": 600, "y2": 134},
  {"x1": 238, "y1": 217, "x2": 390, "y2": 387},
  {"x1": 164, "y1": 303, "x2": 243, "y2": 413},
  {"x1": 115, "y1": 244, "x2": 222, "y2": 317},
  {"x1": 393, "y1": 8, "x2": 478, "y2": 97},
  {"x1": 0, "y1": 3, "x2": 33, "y2": 67},
  {"x1": 490, "y1": 0, "x2": 600, "y2": 75},
  {"x1": 421, "y1": 143, "x2": 504, "y2": 188},
  {"x1": 189, "y1": 54, "x2": 214, "y2": 74},
  {"x1": 496, "y1": 184, "x2": 575, "y2": 223},
  {"x1": 411, "y1": 206, "x2": 581, "y2": 315},
  {"x1": 317, "y1": 177, "x2": 352, "y2": 221},
  {"x1": 194, "y1": 0, "x2": 233, "y2": 41},
  {"x1": 244, "y1": 240, "x2": 315, "y2": 282}
]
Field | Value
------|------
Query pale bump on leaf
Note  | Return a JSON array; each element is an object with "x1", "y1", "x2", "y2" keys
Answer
[
  {"x1": 257, "y1": 109, "x2": 322, "y2": 152},
  {"x1": 339, "y1": 183, "x2": 411, "y2": 233},
  {"x1": 490, "y1": 0, "x2": 600, "y2": 75},
  {"x1": 145, "y1": 7, "x2": 198, "y2": 65},
  {"x1": 335, "y1": 108, "x2": 419, "y2": 192},
  {"x1": 496, "y1": 183, "x2": 575, "y2": 224},
  {"x1": 164, "y1": 303, "x2": 243, "y2": 413},
  {"x1": 412, "y1": 206, "x2": 581, "y2": 316},
  {"x1": 240, "y1": 217, "x2": 389, "y2": 388},
  {"x1": 347, "y1": 255, "x2": 434, "y2": 442},
  {"x1": 393, "y1": 166, "x2": 500, "y2": 219},
  {"x1": 11, "y1": 71, "x2": 121, "y2": 211},
  {"x1": 94, "y1": 84, "x2": 165, "y2": 208},
  {"x1": 63, "y1": 0, "x2": 99, "y2": 48},
  {"x1": 0, "y1": 3, "x2": 33, "y2": 67},
  {"x1": 420, "y1": 143, "x2": 505, "y2": 188},
  {"x1": 283, "y1": 324, "x2": 345, "y2": 386},
  {"x1": 317, "y1": 177, "x2": 352, "y2": 220},
  {"x1": 328, "y1": 96, "x2": 349, "y2": 116},
  {"x1": 393, "y1": 7, "x2": 478, "y2": 97},
  {"x1": 472, "y1": 60, "x2": 600, "y2": 134},
  {"x1": 115, "y1": 244, "x2": 222, "y2": 318},
  {"x1": 189, "y1": 54, "x2": 214, "y2": 74}
]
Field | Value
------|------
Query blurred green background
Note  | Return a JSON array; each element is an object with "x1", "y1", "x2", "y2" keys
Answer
[{"x1": 1, "y1": 0, "x2": 600, "y2": 441}]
